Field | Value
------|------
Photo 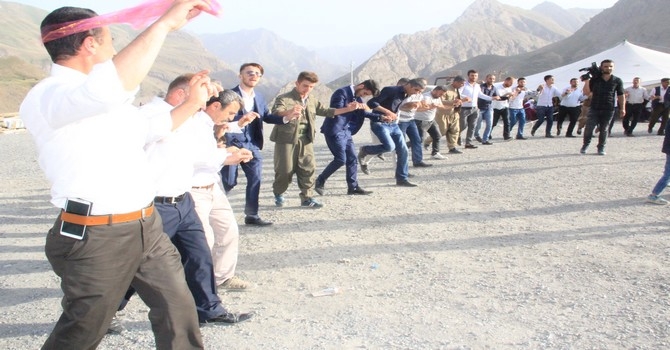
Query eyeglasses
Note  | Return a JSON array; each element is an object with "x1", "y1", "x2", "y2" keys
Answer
[{"x1": 244, "y1": 71, "x2": 263, "y2": 77}]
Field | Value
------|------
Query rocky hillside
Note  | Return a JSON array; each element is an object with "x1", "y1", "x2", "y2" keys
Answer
[
  {"x1": 437, "y1": 0, "x2": 670, "y2": 81},
  {"x1": 329, "y1": 0, "x2": 592, "y2": 88}
]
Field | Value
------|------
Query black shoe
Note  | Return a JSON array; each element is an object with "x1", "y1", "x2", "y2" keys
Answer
[
  {"x1": 516, "y1": 136, "x2": 527, "y2": 140},
  {"x1": 348, "y1": 187, "x2": 372, "y2": 195},
  {"x1": 545, "y1": 134, "x2": 554, "y2": 138},
  {"x1": 475, "y1": 136, "x2": 483, "y2": 143},
  {"x1": 448, "y1": 148, "x2": 463, "y2": 154},
  {"x1": 314, "y1": 179, "x2": 325, "y2": 196},
  {"x1": 396, "y1": 179, "x2": 418, "y2": 187},
  {"x1": 626, "y1": 132, "x2": 635, "y2": 137},
  {"x1": 244, "y1": 216, "x2": 273, "y2": 226},
  {"x1": 202, "y1": 311, "x2": 255, "y2": 325},
  {"x1": 413, "y1": 162, "x2": 432, "y2": 167},
  {"x1": 565, "y1": 134, "x2": 576, "y2": 138},
  {"x1": 531, "y1": 128, "x2": 536, "y2": 136},
  {"x1": 503, "y1": 137, "x2": 513, "y2": 141},
  {"x1": 482, "y1": 141, "x2": 493, "y2": 145},
  {"x1": 557, "y1": 129, "x2": 561, "y2": 136},
  {"x1": 577, "y1": 129, "x2": 582, "y2": 135},
  {"x1": 464, "y1": 144, "x2": 478, "y2": 149}
]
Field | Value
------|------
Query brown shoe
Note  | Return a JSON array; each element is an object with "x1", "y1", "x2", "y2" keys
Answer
[{"x1": 219, "y1": 275, "x2": 253, "y2": 292}]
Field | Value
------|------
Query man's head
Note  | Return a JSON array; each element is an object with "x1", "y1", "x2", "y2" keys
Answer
[
  {"x1": 451, "y1": 76, "x2": 465, "y2": 89},
  {"x1": 517, "y1": 77, "x2": 526, "y2": 88},
  {"x1": 485, "y1": 74, "x2": 496, "y2": 85},
  {"x1": 205, "y1": 89, "x2": 243, "y2": 125},
  {"x1": 431, "y1": 85, "x2": 447, "y2": 98},
  {"x1": 354, "y1": 79, "x2": 379, "y2": 98},
  {"x1": 544, "y1": 75, "x2": 554, "y2": 85},
  {"x1": 661, "y1": 78, "x2": 669, "y2": 88},
  {"x1": 164, "y1": 74, "x2": 194, "y2": 107},
  {"x1": 570, "y1": 78, "x2": 578, "y2": 88},
  {"x1": 467, "y1": 70, "x2": 478, "y2": 83},
  {"x1": 600, "y1": 59, "x2": 614, "y2": 75},
  {"x1": 239, "y1": 63, "x2": 264, "y2": 89},
  {"x1": 41, "y1": 7, "x2": 115, "y2": 66},
  {"x1": 396, "y1": 78, "x2": 410, "y2": 86},
  {"x1": 403, "y1": 78, "x2": 426, "y2": 95},
  {"x1": 295, "y1": 71, "x2": 318, "y2": 98},
  {"x1": 503, "y1": 76, "x2": 514, "y2": 87},
  {"x1": 632, "y1": 77, "x2": 640, "y2": 87}
]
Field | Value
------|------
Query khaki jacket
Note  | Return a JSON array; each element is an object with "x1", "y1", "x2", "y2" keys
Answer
[{"x1": 270, "y1": 89, "x2": 336, "y2": 144}]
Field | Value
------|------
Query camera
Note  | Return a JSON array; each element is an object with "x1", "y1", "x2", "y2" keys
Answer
[{"x1": 579, "y1": 62, "x2": 601, "y2": 81}]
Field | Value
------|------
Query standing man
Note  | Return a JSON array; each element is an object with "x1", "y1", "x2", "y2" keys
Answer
[
  {"x1": 508, "y1": 77, "x2": 529, "y2": 139},
  {"x1": 20, "y1": 3, "x2": 218, "y2": 349},
  {"x1": 531, "y1": 75, "x2": 561, "y2": 138},
  {"x1": 557, "y1": 78, "x2": 585, "y2": 137},
  {"x1": 459, "y1": 69, "x2": 480, "y2": 149},
  {"x1": 476, "y1": 74, "x2": 500, "y2": 145},
  {"x1": 222, "y1": 63, "x2": 273, "y2": 226},
  {"x1": 429, "y1": 76, "x2": 465, "y2": 154},
  {"x1": 397, "y1": 85, "x2": 432, "y2": 167},
  {"x1": 414, "y1": 85, "x2": 448, "y2": 159},
  {"x1": 358, "y1": 79, "x2": 425, "y2": 187},
  {"x1": 491, "y1": 76, "x2": 515, "y2": 141},
  {"x1": 315, "y1": 80, "x2": 378, "y2": 196},
  {"x1": 623, "y1": 77, "x2": 648, "y2": 136},
  {"x1": 648, "y1": 78, "x2": 670, "y2": 135},
  {"x1": 268, "y1": 71, "x2": 357, "y2": 208},
  {"x1": 580, "y1": 59, "x2": 625, "y2": 155}
]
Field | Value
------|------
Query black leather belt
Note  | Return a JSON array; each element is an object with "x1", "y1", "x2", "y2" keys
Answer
[{"x1": 154, "y1": 195, "x2": 184, "y2": 204}]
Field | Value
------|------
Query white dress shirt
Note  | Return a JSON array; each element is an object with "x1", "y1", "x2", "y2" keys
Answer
[
  {"x1": 191, "y1": 112, "x2": 231, "y2": 187},
  {"x1": 414, "y1": 92, "x2": 443, "y2": 122},
  {"x1": 20, "y1": 60, "x2": 172, "y2": 214},
  {"x1": 536, "y1": 84, "x2": 561, "y2": 107},
  {"x1": 492, "y1": 83, "x2": 513, "y2": 110},
  {"x1": 461, "y1": 81, "x2": 481, "y2": 108},
  {"x1": 509, "y1": 89, "x2": 527, "y2": 109},
  {"x1": 625, "y1": 86, "x2": 648, "y2": 104},
  {"x1": 560, "y1": 87, "x2": 585, "y2": 107},
  {"x1": 397, "y1": 93, "x2": 424, "y2": 122}
]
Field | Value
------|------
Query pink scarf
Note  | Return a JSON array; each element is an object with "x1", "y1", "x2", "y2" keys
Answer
[{"x1": 41, "y1": 0, "x2": 222, "y2": 43}]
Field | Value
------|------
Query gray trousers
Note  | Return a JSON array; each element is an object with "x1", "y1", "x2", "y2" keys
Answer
[
  {"x1": 459, "y1": 108, "x2": 479, "y2": 145},
  {"x1": 43, "y1": 211, "x2": 203, "y2": 350}
]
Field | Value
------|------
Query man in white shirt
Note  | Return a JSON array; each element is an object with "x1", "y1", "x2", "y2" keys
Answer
[
  {"x1": 623, "y1": 77, "x2": 649, "y2": 136},
  {"x1": 19, "y1": 2, "x2": 217, "y2": 349},
  {"x1": 557, "y1": 78, "x2": 586, "y2": 137},
  {"x1": 459, "y1": 69, "x2": 480, "y2": 149},
  {"x1": 648, "y1": 78, "x2": 670, "y2": 135},
  {"x1": 508, "y1": 77, "x2": 530, "y2": 139},
  {"x1": 491, "y1": 77, "x2": 516, "y2": 140},
  {"x1": 531, "y1": 75, "x2": 562, "y2": 137},
  {"x1": 414, "y1": 85, "x2": 448, "y2": 159}
]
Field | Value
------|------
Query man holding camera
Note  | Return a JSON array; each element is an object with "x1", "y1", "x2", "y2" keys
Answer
[{"x1": 580, "y1": 59, "x2": 625, "y2": 155}]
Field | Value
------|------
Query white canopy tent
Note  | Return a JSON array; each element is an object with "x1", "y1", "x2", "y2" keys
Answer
[{"x1": 523, "y1": 41, "x2": 670, "y2": 90}]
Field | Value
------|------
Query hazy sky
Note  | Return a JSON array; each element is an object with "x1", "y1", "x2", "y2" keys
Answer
[{"x1": 12, "y1": 0, "x2": 619, "y2": 48}]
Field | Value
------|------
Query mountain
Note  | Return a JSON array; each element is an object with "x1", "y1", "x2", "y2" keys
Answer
[
  {"x1": 532, "y1": 2, "x2": 601, "y2": 33},
  {"x1": 435, "y1": 0, "x2": 670, "y2": 82},
  {"x1": 199, "y1": 29, "x2": 348, "y2": 98},
  {"x1": 0, "y1": 1, "x2": 236, "y2": 112},
  {"x1": 328, "y1": 0, "x2": 588, "y2": 89}
]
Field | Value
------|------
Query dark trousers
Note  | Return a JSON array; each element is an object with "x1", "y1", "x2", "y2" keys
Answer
[
  {"x1": 44, "y1": 210, "x2": 203, "y2": 350},
  {"x1": 532, "y1": 106, "x2": 554, "y2": 136},
  {"x1": 583, "y1": 108, "x2": 614, "y2": 151},
  {"x1": 648, "y1": 105, "x2": 670, "y2": 135},
  {"x1": 415, "y1": 120, "x2": 441, "y2": 155},
  {"x1": 492, "y1": 108, "x2": 510, "y2": 139},
  {"x1": 558, "y1": 106, "x2": 581, "y2": 136},
  {"x1": 318, "y1": 130, "x2": 358, "y2": 190},
  {"x1": 221, "y1": 143, "x2": 263, "y2": 218},
  {"x1": 155, "y1": 193, "x2": 226, "y2": 322},
  {"x1": 623, "y1": 103, "x2": 644, "y2": 134}
]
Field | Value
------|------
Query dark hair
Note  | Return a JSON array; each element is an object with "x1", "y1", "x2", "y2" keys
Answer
[
  {"x1": 518, "y1": 77, "x2": 526, "y2": 81},
  {"x1": 407, "y1": 78, "x2": 426, "y2": 89},
  {"x1": 297, "y1": 71, "x2": 318, "y2": 83},
  {"x1": 544, "y1": 75, "x2": 553, "y2": 82},
  {"x1": 662, "y1": 78, "x2": 670, "y2": 83},
  {"x1": 360, "y1": 79, "x2": 380, "y2": 96},
  {"x1": 207, "y1": 89, "x2": 244, "y2": 110},
  {"x1": 396, "y1": 78, "x2": 410, "y2": 86},
  {"x1": 452, "y1": 76, "x2": 465, "y2": 82},
  {"x1": 41, "y1": 7, "x2": 102, "y2": 62},
  {"x1": 467, "y1": 69, "x2": 477, "y2": 76},
  {"x1": 240, "y1": 62, "x2": 264, "y2": 75},
  {"x1": 600, "y1": 59, "x2": 614, "y2": 66},
  {"x1": 167, "y1": 74, "x2": 194, "y2": 93},
  {"x1": 433, "y1": 85, "x2": 447, "y2": 92}
]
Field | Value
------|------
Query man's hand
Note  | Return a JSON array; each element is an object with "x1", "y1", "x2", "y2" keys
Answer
[
  {"x1": 185, "y1": 70, "x2": 216, "y2": 111},
  {"x1": 381, "y1": 113, "x2": 397, "y2": 122},
  {"x1": 225, "y1": 148, "x2": 254, "y2": 165},
  {"x1": 238, "y1": 112, "x2": 259, "y2": 127},
  {"x1": 156, "y1": 0, "x2": 216, "y2": 32}
]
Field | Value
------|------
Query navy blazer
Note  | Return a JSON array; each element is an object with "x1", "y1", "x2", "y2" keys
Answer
[
  {"x1": 228, "y1": 85, "x2": 268, "y2": 150},
  {"x1": 321, "y1": 85, "x2": 378, "y2": 136},
  {"x1": 367, "y1": 85, "x2": 406, "y2": 113}
]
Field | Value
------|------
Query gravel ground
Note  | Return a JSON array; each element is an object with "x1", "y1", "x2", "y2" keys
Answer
[{"x1": 1, "y1": 121, "x2": 669, "y2": 349}]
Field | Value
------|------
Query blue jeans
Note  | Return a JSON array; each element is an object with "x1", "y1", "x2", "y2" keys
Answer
[
  {"x1": 480, "y1": 107, "x2": 493, "y2": 142},
  {"x1": 221, "y1": 142, "x2": 262, "y2": 218},
  {"x1": 362, "y1": 122, "x2": 409, "y2": 181},
  {"x1": 652, "y1": 153, "x2": 670, "y2": 196},
  {"x1": 533, "y1": 106, "x2": 554, "y2": 135},
  {"x1": 509, "y1": 108, "x2": 526, "y2": 137},
  {"x1": 398, "y1": 120, "x2": 423, "y2": 165}
]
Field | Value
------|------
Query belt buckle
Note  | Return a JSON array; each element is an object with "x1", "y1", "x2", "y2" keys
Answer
[{"x1": 168, "y1": 197, "x2": 178, "y2": 204}]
